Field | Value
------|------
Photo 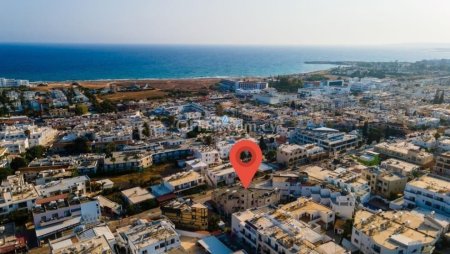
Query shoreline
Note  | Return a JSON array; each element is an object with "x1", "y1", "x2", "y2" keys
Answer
[{"x1": 33, "y1": 66, "x2": 334, "y2": 85}]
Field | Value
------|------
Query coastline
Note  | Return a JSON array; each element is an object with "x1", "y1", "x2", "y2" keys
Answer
[{"x1": 31, "y1": 67, "x2": 334, "y2": 92}]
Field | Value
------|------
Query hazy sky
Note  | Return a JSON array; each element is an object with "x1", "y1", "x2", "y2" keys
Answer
[{"x1": 1, "y1": 0, "x2": 450, "y2": 45}]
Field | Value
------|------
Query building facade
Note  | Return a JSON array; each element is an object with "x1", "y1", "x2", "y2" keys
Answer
[{"x1": 160, "y1": 198, "x2": 208, "y2": 230}]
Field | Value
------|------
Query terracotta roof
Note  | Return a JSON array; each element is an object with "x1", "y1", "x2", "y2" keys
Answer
[{"x1": 36, "y1": 193, "x2": 68, "y2": 205}]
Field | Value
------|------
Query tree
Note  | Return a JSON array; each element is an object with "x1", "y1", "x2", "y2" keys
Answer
[
  {"x1": 215, "y1": 103, "x2": 224, "y2": 116},
  {"x1": 10, "y1": 157, "x2": 27, "y2": 171},
  {"x1": 259, "y1": 136, "x2": 267, "y2": 151},
  {"x1": 0, "y1": 106, "x2": 9, "y2": 117},
  {"x1": 105, "y1": 142, "x2": 116, "y2": 158},
  {"x1": 25, "y1": 145, "x2": 46, "y2": 161},
  {"x1": 367, "y1": 128, "x2": 383, "y2": 144},
  {"x1": 434, "y1": 132, "x2": 441, "y2": 140},
  {"x1": 290, "y1": 101, "x2": 296, "y2": 109},
  {"x1": 0, "y1": 167, "x2": 13, "y2": 180},
  {"x1": 97, "y1": 99, "x2": 117, "y2": 113},
  {"x1": 142, "y1": 122, "x2": 150, "y2": 137},
  {"x1": 186, "y1": 127, "x2": 200, "y2": 138},
  {"x1": 266, "y1": 150, "x2": 277, "y2": 161},
  {"x1": 65, "y1": 137, "x2": 91, "y2": 154},
  {"x1": 362, "y1": 121, "x2": 368, "y2": 138},
  {"x1": 75, "y1": 103, "x2": 89, "y2": 115},
  {"x1": 204, "y1": 135, "x2": 213, "y2": 145}
]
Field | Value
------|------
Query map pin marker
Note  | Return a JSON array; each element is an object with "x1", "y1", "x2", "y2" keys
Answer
[{"x1": 229, "y1": 140, "x2": 263, "y2": 188}]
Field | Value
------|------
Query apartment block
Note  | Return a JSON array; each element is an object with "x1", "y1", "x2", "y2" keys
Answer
[
  {"x1": 231, "y1": 198, "x2": 345, "y2": 254},
  {"x1": 160, "y1": 198, "x2": 208, "y2": 230},
  {"x1": 403, "y1": 174, "x2": 450, "y2": 216},
  {"x1": 33, "y1": 194, "x2": 101, "y2": 243},
  {"x1": 277, "y1": 143, "x2": 326, "y2": 166},
  {"x1": 193, "y1": 147, "x2": 222, "y2": 167},
  {"x1": 276, "y1": 144, "x2": 307, "y2": 166},
  {"x1": 205, "y1": 164, "x2": 236, "y2": 187},
  {"x1": 34, "y1": 176, "x2": 90, "y2": 198},
  {"x1": 351, "y1": 210, "x2": 443, "y2": 254},
  {"x1": 433, "y1": 152, "x2": 450, "y2": 178},
  {"x1": 50, "y1": 235, "x2": 113, "y2": 254},
  {"x1": 381, "y1": 158, "x2": 420, "y2": 178},
  {"x1": 374, "y1": 141, "x2": 434, "y2": 167},
  {"x1": 362, "y1": 167, "x2": 408, "y2": 199},
  {"x1": 0, "y1": 174, "x2": 39, "y2": 215},
  {"x1": 272, "y1": 172, "x2": 308, "y2": 200},
  {"x1": 121, "y1": 187, "x2": 155, "y2": 206},
  {"x1": 212, "y1": 186, "x2": 281, "y2": 216},
  {"x1": 162, "y1": 170, "x2": 204, "y2": 193},
  {"x1": 103, "y1": 151, "x2": 152, "y2": 171},
  {"x1": 117, "y1": 219, "x2": 181, "y2": 254},
  {"x1": 293, "y1": 127, "x2": 359, "y2": 153}
]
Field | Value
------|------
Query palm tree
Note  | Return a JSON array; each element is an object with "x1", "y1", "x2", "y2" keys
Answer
[{"x1": 110, "y1": 157, "x2": 116, "y2": 170}]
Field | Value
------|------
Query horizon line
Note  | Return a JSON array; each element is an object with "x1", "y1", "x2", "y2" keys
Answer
[{"x1": 1, "y1": 41, "x2": 450, "y2": 48}]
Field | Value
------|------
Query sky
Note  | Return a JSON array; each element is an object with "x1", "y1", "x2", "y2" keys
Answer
[{"x1": 1, "y1": 0, "x2": 450, "y2": 46}]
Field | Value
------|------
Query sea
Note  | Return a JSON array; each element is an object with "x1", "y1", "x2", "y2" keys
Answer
[{"x1": 1, "y1": 43, "x2": 450, "y2": 82}]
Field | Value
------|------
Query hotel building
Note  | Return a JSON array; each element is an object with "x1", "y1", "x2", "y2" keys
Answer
[{"x1": 293, "y1": 127, "x2": 359, "y2": 153}]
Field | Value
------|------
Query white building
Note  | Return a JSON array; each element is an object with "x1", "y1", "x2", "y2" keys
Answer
[
  {"x1": 351, "y1": 210, "x2": 442, "y2": 254},
  {"x1": 0, "y1": 174, "x2": 39, "y2": 215},
  {"x1": 293, "y1": 127, "x2": 359, "y2": 153},
  {"x1": 121, "y1": 187, "x2": 155, "y2": 206},
  {"x1": 34, "y1": 176, "x2": 90, "y2": 198},
  {"x1": 185, "y1": 159, "x2": 208, "y2": 173},
  {"x1": 216, "y1": 139, "x2": 235, "y2": 159},
  {"x1": 162, "y1": 170, "x2": 204, "y2": 193},
  {"x1": 33, "y1": 195, "x2": 101, "y2": 244},
  {"x1": 193, "y1": 147, "x2": 222, "y2": 167},
  {"x1": 0, "y1": 124, "x2": 58, "y2": 153},
  {"x1": 0, "y1": 78, "x2": 29, "y2": 87},
  {"x1": 231, "y1": 198, "x2": 344, "y2": 254},
  {"x1": 117, "y1": 219, "x2": 180, "y2": 254},
  {"x1": 205, "y1": 164, "x2": 236, "y2": 187},
  {"x1": 220, "y1": 79, "x2": 269, "y2": 91},
  {"x1": 403, "y1": 174, "x2": 450, "y2": 216}
]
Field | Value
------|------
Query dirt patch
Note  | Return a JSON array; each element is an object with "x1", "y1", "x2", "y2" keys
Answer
[
  {"x1": 37, "y1": 78, "x2": 219, "y2": 91},
  {"x1": 99, "y1": 89, "x2": 168, "y2": 101},
  {"x1": 95, "y1": 163, "x2": 183, "y2": 189},
  {"x1": 109, "y1": 78, "x2": 219, "y2": 91}
]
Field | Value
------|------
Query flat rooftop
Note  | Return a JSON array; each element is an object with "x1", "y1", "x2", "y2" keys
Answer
[
  {"x1": 118, "y1": 220, "x2": 178, "y2": 250},
  {"x1": 163, "y1": 170, "x2": 202, "y2": 187},
  {"x1": 121, "y1": 187, "x2": 154, "y2": 205},
  {"x1": 407, "y1": 174, "x2": 450, "y2": 195},
  {"x1": 354, "y1": 210, "x2": 438, "y2": 250},
  {"x1": 382, "y1": 158, "x2": 419, "y2": 173}
]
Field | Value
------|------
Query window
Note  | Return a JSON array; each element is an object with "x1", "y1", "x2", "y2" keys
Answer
[{"x1": 372, "y1": 245, "x2": 381, "y2": 253}]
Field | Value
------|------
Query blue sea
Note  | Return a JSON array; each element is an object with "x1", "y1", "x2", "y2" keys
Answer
[{"x1": 1, "y1": 44, "x2": 450, "y2": 81}]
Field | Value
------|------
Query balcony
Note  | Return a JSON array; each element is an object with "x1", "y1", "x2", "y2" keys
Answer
[{"x1": 40, "y1": 214, "x2": 72, "y2": 227}]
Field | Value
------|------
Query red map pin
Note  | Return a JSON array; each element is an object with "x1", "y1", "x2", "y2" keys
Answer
[{"x1": 229, "y1": 140, "x2": 263, "y2": 188}]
